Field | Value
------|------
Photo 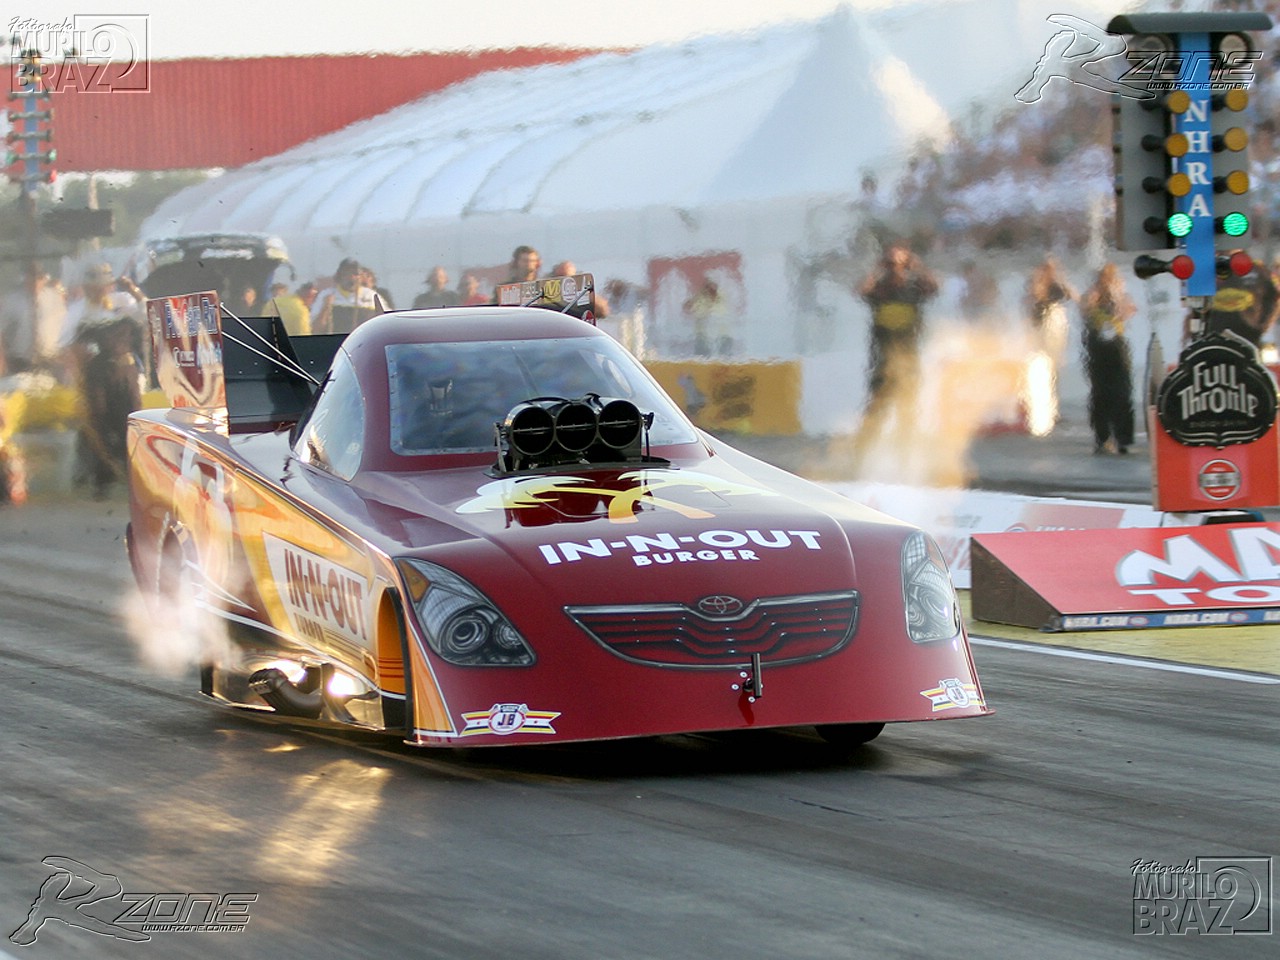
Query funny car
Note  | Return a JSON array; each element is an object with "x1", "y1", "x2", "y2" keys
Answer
[{"x1": 126, "y1": 285, "x2": 989, "y2": 748}]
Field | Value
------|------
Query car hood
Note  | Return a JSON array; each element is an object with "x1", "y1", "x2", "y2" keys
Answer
[{"x1": 352, "y1": 457, "x2": 897, "y2": 604}]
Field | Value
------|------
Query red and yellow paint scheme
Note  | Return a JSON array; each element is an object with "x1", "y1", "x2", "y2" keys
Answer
[{"x1": 127, "y1": 296, "x2": 989, "y2": 748}]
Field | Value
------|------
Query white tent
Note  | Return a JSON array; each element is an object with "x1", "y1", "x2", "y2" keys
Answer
[
  {"x1": 143, "y1": 4, "x2": 960, "y2": 331},
  {"x1": 142, "y1": 0, "x2": 1132, "y2": 433}
]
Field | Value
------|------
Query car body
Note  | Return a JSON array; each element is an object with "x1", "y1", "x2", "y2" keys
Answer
[{"x1": 127, "y1": 292, "x2": 989, "y2": 747}]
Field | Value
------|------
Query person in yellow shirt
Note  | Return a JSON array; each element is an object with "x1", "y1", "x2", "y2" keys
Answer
[
  {"x1": 856, "y1": 242, "x2": 939, "y2": 445},
  {"x1": 265, "y1": 282, "x2": 317, "y2": 337}
]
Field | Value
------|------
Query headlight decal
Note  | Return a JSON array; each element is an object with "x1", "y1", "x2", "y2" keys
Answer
[
  {"x1": 395, "y1": 558, "x2": 535, "y2": 667},
  {"x1": 901, "y1": 531, "x2": 962, "y2": 644}
]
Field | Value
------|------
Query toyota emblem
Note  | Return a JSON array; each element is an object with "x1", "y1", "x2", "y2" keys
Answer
[{"x1": 696, "y1": 595, "x2": 744, "y2": 617}]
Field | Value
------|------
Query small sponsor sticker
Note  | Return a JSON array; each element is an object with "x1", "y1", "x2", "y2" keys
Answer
[
  {"x1": 1198, "y1": 459, "x2": 1241, "y2": 501},
  {"x1": 920, "y1": 678, "x2": 984, "y2": 713},
  {"x1": 460, "y1": 703, "x2": 560, "y2": 737}
]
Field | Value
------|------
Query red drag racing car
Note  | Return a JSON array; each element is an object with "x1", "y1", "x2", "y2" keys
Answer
[{"x1": 126, "y1": 286, "x2": 988, "y2": 748}]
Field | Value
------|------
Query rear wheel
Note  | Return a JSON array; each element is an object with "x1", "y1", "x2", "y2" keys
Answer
[{"x1": 816, "y1": 722, "x2": 885, "y2": 748}]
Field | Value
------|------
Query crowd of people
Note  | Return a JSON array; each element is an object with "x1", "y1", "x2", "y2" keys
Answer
[
  {"x1": 0, "y1": 245, "x2": 618, "y2": 500},
  {"x1": 849, "y1": 240, "x2": 1280, "y2": 463},
  {"x1": 3, "y1": 237, "x2": 1280, "y2": 503},
  {"x1": 0, "y1": 261, "x2": 145, "y2": 499}
]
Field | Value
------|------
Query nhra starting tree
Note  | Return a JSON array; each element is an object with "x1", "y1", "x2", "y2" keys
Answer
[{"x1": 1109, "y1": 11, "x2": 1280, "y2": 513}]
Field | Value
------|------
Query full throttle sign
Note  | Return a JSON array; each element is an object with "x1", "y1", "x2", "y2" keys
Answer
[{"x1": 1156, "y1": 332, "x2": 1278, "y2": 446}]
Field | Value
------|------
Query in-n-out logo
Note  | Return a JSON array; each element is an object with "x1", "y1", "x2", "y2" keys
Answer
[
  {"x1": 1118, "y1": 526, "x2": 1280, "y2": 606},
  {"x1": 537, "y1": 528, "x2": 823, "y2": 567},
  {"x1": 8, "y1": 15, "x2": 150, "y2": 92}
]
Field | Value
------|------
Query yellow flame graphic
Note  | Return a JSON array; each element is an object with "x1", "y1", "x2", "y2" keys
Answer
[{"x1": 456, "y1": 470, "x2": 773, "y2": 524}]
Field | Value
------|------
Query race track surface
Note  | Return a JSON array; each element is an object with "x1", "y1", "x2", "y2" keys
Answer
[{"x1": 1, "y1": 499, "x2": 1275, "y2": 959}]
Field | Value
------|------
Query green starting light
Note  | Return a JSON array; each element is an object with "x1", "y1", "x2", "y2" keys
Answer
[
  {"x1": 1167, "y1": 212, "x2": 1194, "y2": 238},
  {"x1": 1220, "y1": 211, "x2": 1250, "y2": 237}
]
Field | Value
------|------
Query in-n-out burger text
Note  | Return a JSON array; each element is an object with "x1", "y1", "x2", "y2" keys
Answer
[
  {"x1": 263, "y1": 534, "x2": 369, "y2": 647},
  {"x1": 1177, "y1": 361, "x2": 1259, "y2": 420},
  {"x1": 538, "y1": 528, "x2": 822, "y2": 566},
  {"x1": 1117, "y1": 527, "x2": 1280, "y2": 606}
]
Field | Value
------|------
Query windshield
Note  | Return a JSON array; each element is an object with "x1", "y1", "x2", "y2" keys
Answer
[{"x1": 386, "y1": 336, "x2": 699, "y2": 455}]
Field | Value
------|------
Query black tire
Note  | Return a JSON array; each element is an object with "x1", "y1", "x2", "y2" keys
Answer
[{"x1": 816, "y1": 722, "x2": 885, "y2": 748}]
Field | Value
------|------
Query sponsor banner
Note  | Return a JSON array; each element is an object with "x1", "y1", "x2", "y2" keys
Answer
[
  {"x1": 646, "y1": 359, "x2": 802, "y2": 436},
  {"x1": 827, "y1": 482, "x2": 1177, "y2": 588},
  {"x1": 1060, "y1": 609, "x2": 1280, "y2": 631},
  {"x1": 972, "y1": 523, "x2": 1280, "y2": 623},
  {"x1": 145, "y1": 291, "x2": 226, "y2": 410}
]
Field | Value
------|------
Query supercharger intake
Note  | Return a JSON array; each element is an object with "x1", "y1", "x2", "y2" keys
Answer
[{"x1": 496, "y1": 395, "x2": 650, "y2": 473}]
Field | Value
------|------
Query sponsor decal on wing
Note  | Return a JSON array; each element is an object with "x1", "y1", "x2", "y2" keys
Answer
[
  {"x1": 920, "y1": 678, "x2": 984, "y2": 712},
  {"x1": 459, "y1": 703, "x2": 560, "y2": 737}
]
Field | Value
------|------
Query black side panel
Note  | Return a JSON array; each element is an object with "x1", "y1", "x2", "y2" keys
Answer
[{"x1": 221, "y1": 317, "x2": 343, "y2": 433}]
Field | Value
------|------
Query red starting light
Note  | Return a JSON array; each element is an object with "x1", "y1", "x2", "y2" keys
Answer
[
  {"x1": 1135, "y1": 254, "x2": 1197, "y2": 280},
  {"x1": 1226, "y1": 250, "x2": 1253, "y2": 276}
]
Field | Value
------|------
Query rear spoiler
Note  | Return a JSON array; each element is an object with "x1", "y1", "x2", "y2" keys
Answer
[
  {"x1": 494, "y1": 273, "x2": 598, "y2": 324},
  {"x1": 146, "y1": 291, "x2": 344, "y2": 433},
  {"x1": 223, "y1": 319, "x2": 344, "y2": 433}
]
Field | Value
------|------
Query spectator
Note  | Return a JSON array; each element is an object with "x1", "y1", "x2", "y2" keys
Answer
[
  {"x1": 456, "y1": 273, "x2": 488, "y2": 306},
  {"x1": 506, "y1": 245, "x2": 541, "y2": 284},
  {"x1": 1080, "y1": 263, "x2": 1136, "y2": 455},
  {"x1": 549, "y1": 260, "x2": 610, "y2": 317},
  {"x1": 0, "y1": 264, "x2": 67, "y2": 373},
  {"x1": 682, "y1": 279, "x2": 727, "y2": 356},
  {"x1": 80, "y1": 316, "x2": 142, "y2": 497},
  {"x1": 362, "y1": 266, "x2": 395, "y2": 312},
  {"x1": 58, "y1": 262, "x2": 143, "y2": 354},
  {"x1": 57, "y1": 264, "x2": 146, "y2": 496},
  {"x1": 1025, "y1": 255, "x2": 1076, "y2": 364},
  {"x1": 264, "y1": 281, "x2": 315, "y2": 337},
  {"x1": 311, "y1": 258, "x2": 380, "y2": 334},
  {"x1": 412, "y1": 266, "x2": 453, "y2": 309},
  {"x1": 491, "y1": 245, "x2": 543, "y2": 304},
  {"x1": 853, "y1": 242, "x2": 939, "y2": 460},
  {"x1": 228, "y1": 283, "x2": 259, "y2": 316},
  {"x1": 1198, "y1": 253, "x2": 1280, "y2": 347}
]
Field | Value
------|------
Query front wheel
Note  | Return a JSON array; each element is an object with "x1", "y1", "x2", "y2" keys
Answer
[{"x1": 816, "y1": 722, "x2": 885, "y2": 748}]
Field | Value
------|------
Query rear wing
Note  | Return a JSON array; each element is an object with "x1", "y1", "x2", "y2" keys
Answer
[
  {"x1": 494, "y1": 273, "x2": 599, "y2": 324},
  {"x1": 146, "y1": 291, "x2": 343, "y2": 433}
]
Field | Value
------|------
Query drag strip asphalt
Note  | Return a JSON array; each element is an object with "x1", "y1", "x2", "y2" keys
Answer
[{"x1": 1, "y1": 498, "x2": 1275, "y2": 959}]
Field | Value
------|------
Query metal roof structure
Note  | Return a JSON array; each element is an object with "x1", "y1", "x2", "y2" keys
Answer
[{"x1": 144, "y1": 5, "x2": 954, "y2": 238}]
